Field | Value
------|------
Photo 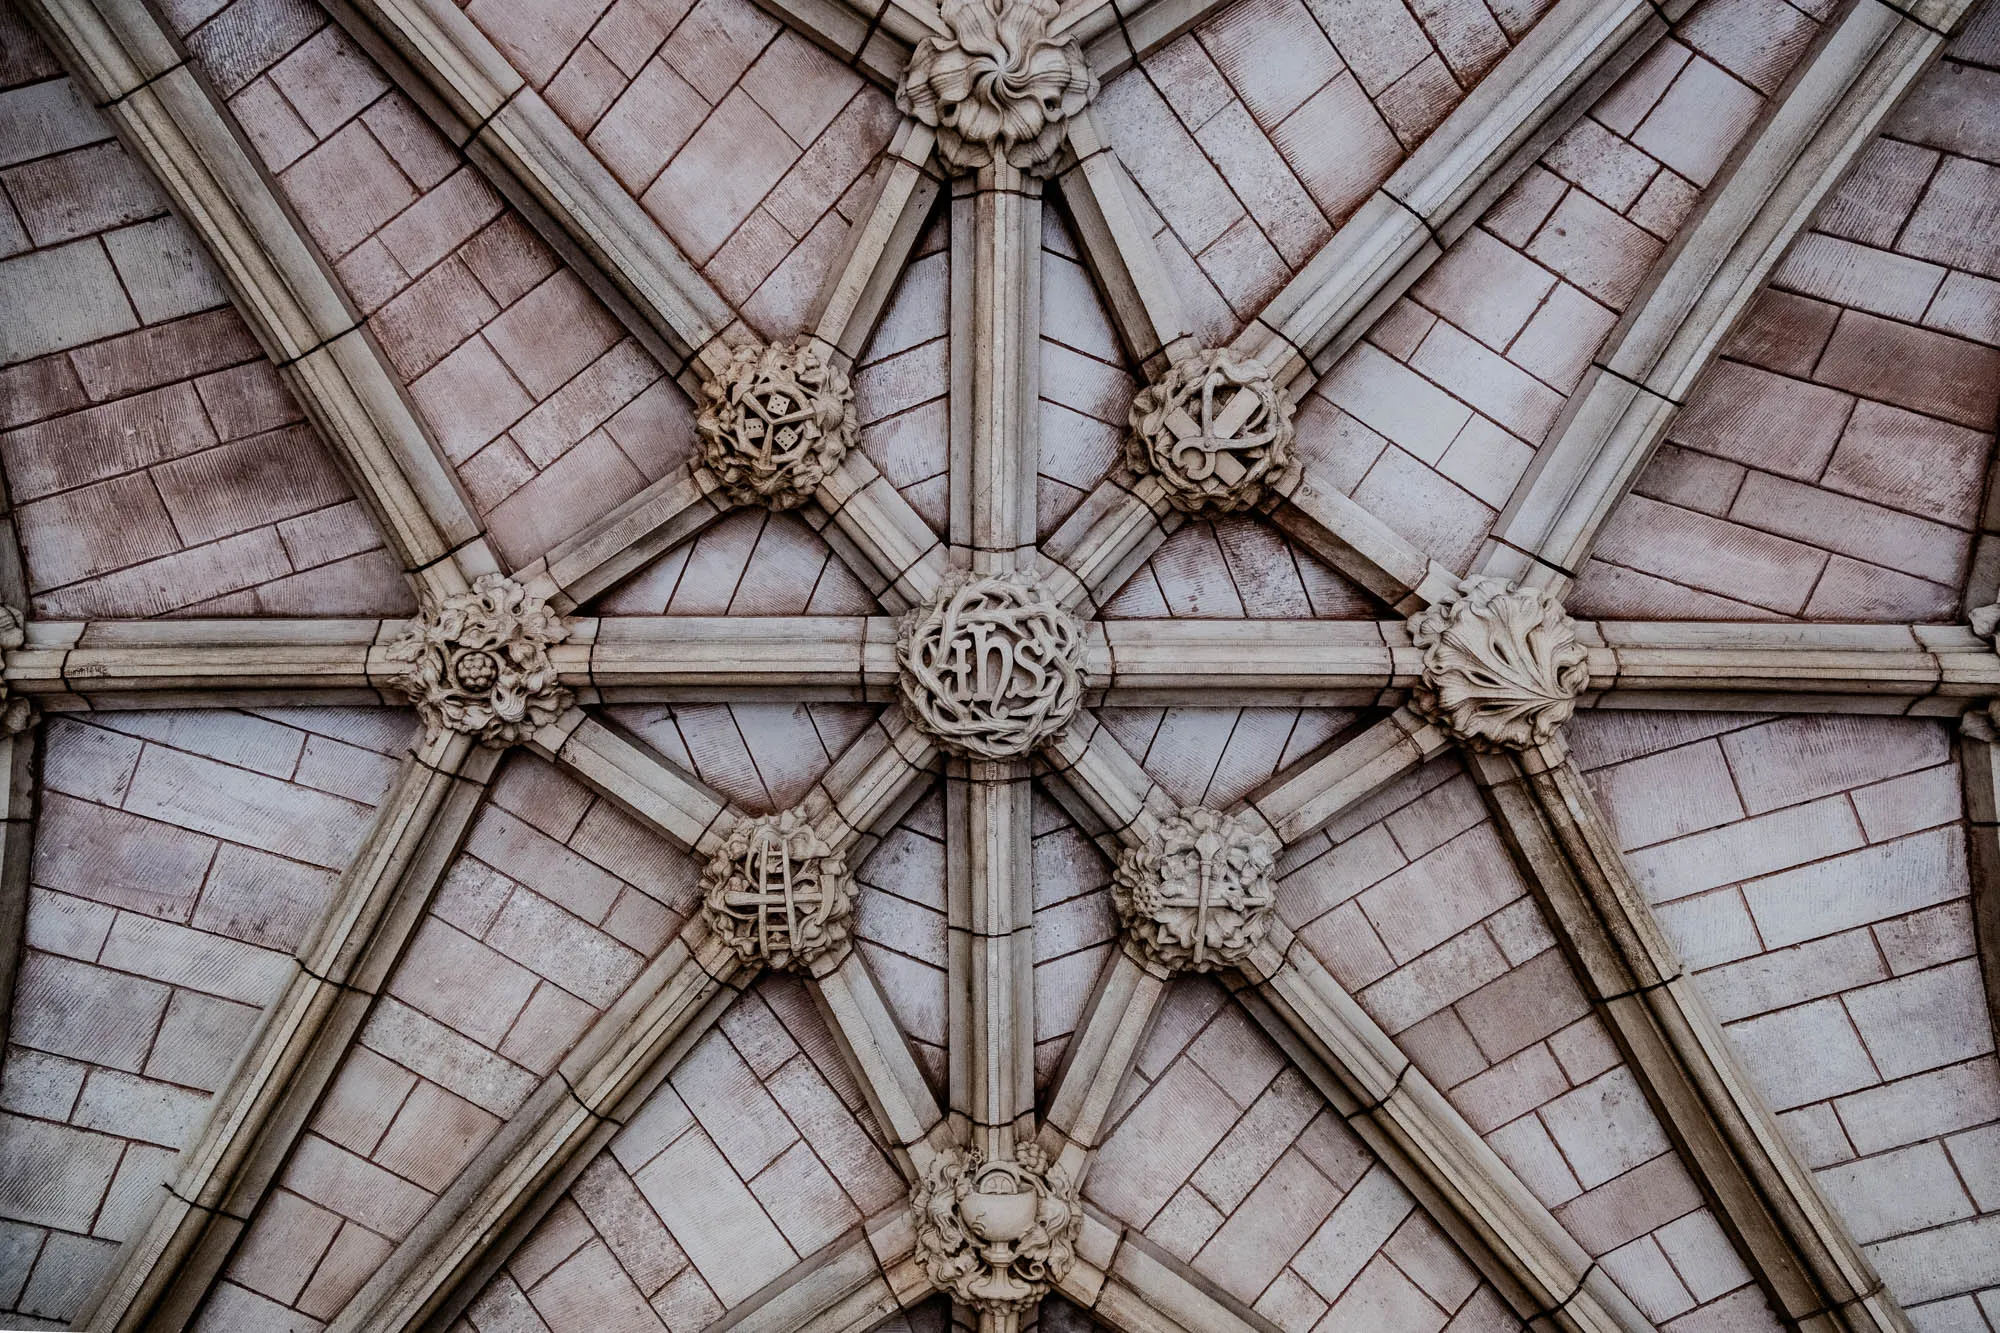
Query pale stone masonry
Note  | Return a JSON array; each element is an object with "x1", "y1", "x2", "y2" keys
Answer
[{"x1": 1, "y1": 0, "x2": 1999, "y2": 1328}]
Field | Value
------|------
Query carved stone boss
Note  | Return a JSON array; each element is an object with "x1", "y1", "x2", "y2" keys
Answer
[
  {"x1": 388, "y1": 574, "x2": 572, "y2": 747},
  {"x1": 700, "y1": 809, "x2": 855, "y2": 971},
  {"x1": 897, "y1": 572, "x2": 1087, "y2": 761},
  {"x1": 1409, "y1": 576, "x2": 1588, "y2": 751},
  {"x1": 696, "y1": 339, "x2": 855, "y2": 509},
  {"x1": 1114, "y1": 797, "x2": 1279, "y2": 972},
  {"x1": 1127, "y1": 349, "x2": 1297, "y2": 514},
  {"x1": 911, "y1": 1143, "x2": 1082, "y2": 1313},
  {"x1": 897, "y1": 0, "x2": 1097, "y2": 175}
]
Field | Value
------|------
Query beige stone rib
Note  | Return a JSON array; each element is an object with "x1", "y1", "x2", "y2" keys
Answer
[
  {"x1": 79, "y1": 733, "x2": 500, "y2": 1332},
  {"x1": 23, "y1": 0, "x2": 491, "y2": 596}
]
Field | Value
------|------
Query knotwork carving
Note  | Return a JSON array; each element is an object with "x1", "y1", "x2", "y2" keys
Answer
[
  {"x1": 1114, "y1": 795, "x2": 1277, "y2": 972},
  {"x1": 897, "y1": 0, "x2": 1097, "y2": 176},
  {"x1": 1409, "y1": 577, "x2": 1588, "y2": 751},
  {"x1": 911, "y1": 1144, "x2": 1080, "y2": 1313},
  {"x1": 1128, "y1": 349, "x2": 1296, "y2": 514},
  {"x1": 387, "y1": 574, "x2": 571, "y2": 747},
  {"x1": 897, "y1": 572, "x2": 1086, "y2": 760},
  {"x1": 700, "y1": 810, "x2": 854, "y2": 972},
  {"x1": 696, "y1": 340, "x2": 854, "y2": 509}
]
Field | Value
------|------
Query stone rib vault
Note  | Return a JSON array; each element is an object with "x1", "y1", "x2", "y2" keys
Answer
[{"x1": 0, "y1": 0, "x2": 1998, "y2": 1327}]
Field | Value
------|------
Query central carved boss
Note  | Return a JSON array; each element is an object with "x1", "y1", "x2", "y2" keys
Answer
[
  {"x1": 701, "y1": 810, "x2": 854, "y2": 971},
  {"x1": 1114, "y1": 798, "x2": 1278, "y2": 972},
  {"x1": 1128, "y1": 349, "x2": 1297, "y2": 514},
  {"x1": 911, "y1": 1144, "x2": 1081, "y2": 1313},
  {"x1": 696, "y1": 340, "x2": 854, "y2": 509},
  {"x1": 897, "y1": 0, "x2": 1097, "y2": 175},
  {"x1": 898, "y1": 572, "x2": 1086, "y2": 760}
]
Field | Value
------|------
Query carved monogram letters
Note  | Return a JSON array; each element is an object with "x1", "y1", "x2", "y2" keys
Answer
[
  {"x1": 387, "y1": 574, "x2": 572, "y2": 747},
  {"x1": 696, "y1": 340, "x2": 855, "y2": 509},
  {"x1": 700, "y1": 810, "x2": 854, "y2": 971},
  {"x1": 1127, "y1": 349, "x2": 1297, "y2": 514},
  {"x1": 897, "y1": 572, "x2": 1087, "y2": 760},
  {"x1": 911, "y1": 1144, "x2": 1081, "y2": 1313},
  {"x1": 897, "y1": 0, "x2": 1097, "y2": 175},
  {"x1": 1114, "y1": 797, "x2": 1278, "y2": 972},
  {"x1": 1409, "y1": 577, "x2": 1588, "y2": 751}
]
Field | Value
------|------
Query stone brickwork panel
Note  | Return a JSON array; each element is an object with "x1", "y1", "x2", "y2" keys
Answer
[
  {"x1": 1101, "y1": 706, "x2": 1355, "y2": 810},
  {"x1": 0, "y1": 707, "x2": 416, "y2": 1328},
  {"x1": 596, "y1": 508, "x2": 882, "y2": 614},
  {"x1": 1032, "y1": 787, "x2": 1119, "y2": 1093},
  {"x1": 856, "y1": 783, "x2": 948, "y2": 1092},
  {"x1": 457, "y1": 976, "x2": 906, "y2": 1332},
  {"x1": 1087, "y1": 975, "x2": 1531, "y2": 1331},
  {"x1": 1041, "y1": 211, "x2": 1136, "y2": 541},
  {"x1": 858, "y1": 213, "x2": 949, "y2": 536},
  {"x1": 0, "y1": 15, "x2": 411, "y2": 619},
  {"x1": 157, "y1": 0, "x2": 701, "y2": 570},
  {"x1": 602, "y1": 702, "x2": 879, "y2": 813},
  {"x1": 468, "y1": 0, "x2": 901, "y2": 339},
  {"x1": 1093, "y1": 0, "x2": 1561, "y2": 332},
  {"x1": 1275, "y1": 754, "x2": 1772, "y2": 1325},
  {"x1": 1297, "y1": 0, "x2": 1823, "y2": 577},
  {"x1": 1572, "y1": 17, "x2": 2000, "y2": 621},
  {"x1": 200, "y1": 754, "x2": 701, "y2": 1327},
  {"x1": 1573, "y1": 711, "x2": 2000, "y2": 1323},
  {"x1": 1102, "y1": 517, "x2": 1383, "y2": 618}
]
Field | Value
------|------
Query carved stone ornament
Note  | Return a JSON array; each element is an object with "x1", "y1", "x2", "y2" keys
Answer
[
  {"x1": 696, "y1": 339, "x2": 854, "y2": 509},
  {"x1": 0, "y1": 605, "x2": 31, "y2": 735},
  {"x1": 387, "y1": 573, "x2": 572, "y2": 748},
  {"x1": 1127, "y1": 349, "x2": 1297, "y2": 514},
  {"x1": 911, "y1": 1143, "x2": 1081, "y2": 1313},
  {"x1": 1409, "y1": 577, "x2": 1589, "y2": 751},
  {"x1": 896, "y1": 0, "x2": 1097, "y2": 176},
  {"x1": 1114, "y1": 795, "x2": 1278, "y2": 972},
  {"x1": 897, "y1": 571, "x2": 1087, "y2": 760},
  {"x1": 1966, "y1": 603, "x2": 2000, "y2": 736},
  {"x1": 700, "y1": 809, "x2": 854, "y2": 971}
]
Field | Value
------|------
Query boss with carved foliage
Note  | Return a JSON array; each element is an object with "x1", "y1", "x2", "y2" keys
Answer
[
  {"x1": 911, "y1": 1143, "x2": 1080, "y2": 1314},
  {"x1": 1409, "y1": 577, "x2": 1589, "y2": 751},
  {"x1": 1114, "y1": 796, "x2": 1278, "y2": 972},
  {"x1": 700, "y1": 809, "x2": 854, "y2": 972},
  {"x1": 696, "y1": 340, "x2": 854, "y2": 509},
  {"x1": 1127, "y1": 349, "x2": 1297, "y2": 514},
  {"x1": 897, "y1": 0, "x2": 1097, "y2": 176},
  {"x1": 387, "y1": 574, "x2": 571, "y2": 747},
  {"x1": 897, "y1": 571, "x2": 1087, "y2": 761}
]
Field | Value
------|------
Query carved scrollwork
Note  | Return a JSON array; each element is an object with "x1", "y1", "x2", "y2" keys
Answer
[
  {"x1": 897, "y1": 572, "x2": 1086, "y2": 760},
  {"x1": 897, "y1": 0, "x2": 1097, "y2": 176},
  {"x1": 387, "y1": 574, "x2": 572, "y2": 748},
  {"x1": 700, "y1": 809, "x2": 854, "y2": 972},
  {"x1": 911, "y1": 1143, "x2": 1080, "y2": 1313},
  {"x1": 1114, "y1": 795, "x2": 1277, "y2": 972},
  {"x1": 1127, "y1": 349, "x2": 1297, "y2": 514},
  {"x1": 1409, "y1": 577, "x2": 1588, "y2": 751},
  {"x1": 696, "y1": 340, "x2": 854, "y2": 509}
]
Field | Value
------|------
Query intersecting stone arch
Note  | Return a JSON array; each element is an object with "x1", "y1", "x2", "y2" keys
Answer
[{"x1": 1, "y1": 0, "x2": 1998, "y2": 1329}]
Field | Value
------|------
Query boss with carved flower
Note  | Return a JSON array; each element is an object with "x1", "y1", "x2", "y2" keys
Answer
[
  {"x1": 1409, "y1": 577, "x2": 1589, "y2": 751},
  {"x1": 387, "y1": 574, "x2": 572, "y2": 748},
  {"x1": 696, "y1": 339, "x2": 855, "y2": 509}
]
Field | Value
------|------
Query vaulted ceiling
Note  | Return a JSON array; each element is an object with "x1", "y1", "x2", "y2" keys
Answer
[{"x1": 0, "y1": 0, "x2": 1997, "y2": 1328}]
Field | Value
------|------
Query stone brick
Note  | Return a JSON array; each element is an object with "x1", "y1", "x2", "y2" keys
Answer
[
  {"x1": 1814, "y1": 308, "x2": 2000, "y2": 432},
  {"x1": 1289, "y1": 1163, "x2": 1415, "y2": 1302},
  {"x1": 1525, "y1": 188, "x2": 1664, "y2": 309},
  {"x1": 632, "y1": 1129, "x2": 796, "y2": 1306},
  {"x1": 11, "y1": 951, "x2": 170, "y2": 1073},
  {"x1": 1630, "y1": 53, "x2": 1763, "y2": 186},
  {"x1": 1843, "y1": 960, "x2": 1993, "y2": 1081},
  {"x1": 1833, "y1": 1058, "x2": 2000, "y2": 1156},
  {"x1": 1721, "y1": 716, "x2": 1948, "y2": 814},
  {"x1": 0, "y1": 240, "x2": 140, "y2": 365},
  {"x1": 1726, "y1": 997, "x2": 1879, "y2": 1111},
  {"x1": 1271, "y1": 73, "x2": 1402, "y2": 225},
  {"x1": 0, "y1": 1112, "x2": 124, "y2": 1231},
  {"x1": 1091, "y1": 1055, "x2": 1242, "y2": 1223}
]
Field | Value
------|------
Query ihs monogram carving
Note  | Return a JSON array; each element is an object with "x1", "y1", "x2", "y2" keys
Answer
[
  {"x1": 897, "y1": 571, "x2": 1087, "y2": 760},
  {"x1": 696, "y1": 340, "x2": 855, "y2": 509},
  {"x1": 897, "y1": 0, "x2": 1097, "y2": 175},
  {"x1": 1409, "y1": 577, "x2": 1589, "y2": 751},
  {"x1": 1114, "y1": 796, "x2": 1278, "y2": 972},
  {"x1": 387, "y1": 574, "x2": 572, "y2": 747},
  {"x1": 911, "y1": 1144, "x2": 1081, "y2": 1313},
  {"x1": 700, "y1": 809, "x2": 854, "y2": 972},
  {"x1": 1127, "y1": 349, "x2": 1297, "y2": 514}
]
